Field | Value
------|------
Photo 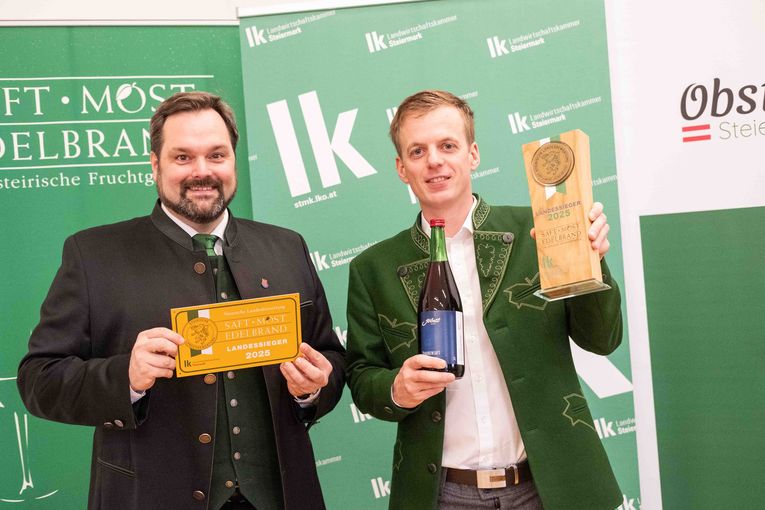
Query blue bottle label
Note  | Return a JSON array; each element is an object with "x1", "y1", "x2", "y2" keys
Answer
[{"x1": 419, "y1": 310, "x2": 464, "y2": 365}]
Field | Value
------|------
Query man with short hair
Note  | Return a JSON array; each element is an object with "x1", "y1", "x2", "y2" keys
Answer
[
  {"x1": 18, "y1": 91, "x2": 345, "y2": 510},
  {"x1": 346, "y1": 90, "x2": 622, "y2": 509}
]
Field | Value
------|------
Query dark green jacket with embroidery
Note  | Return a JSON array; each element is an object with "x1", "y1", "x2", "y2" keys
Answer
[{"x1": 345, "y1": 196, "x2": 622, "y2": 510}]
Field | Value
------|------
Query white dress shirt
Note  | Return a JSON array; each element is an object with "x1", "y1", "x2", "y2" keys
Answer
[{"x1": 422, "y1": 199, "x2": 526, "y2": 469}]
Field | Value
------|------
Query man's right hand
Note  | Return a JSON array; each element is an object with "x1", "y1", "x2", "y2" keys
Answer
[
  {"x1": 392, "y1": 354, "x2": 456, "y2": 409},
  {"x1": 128, "y1": 327, "x2": 185, "y2": 392}
]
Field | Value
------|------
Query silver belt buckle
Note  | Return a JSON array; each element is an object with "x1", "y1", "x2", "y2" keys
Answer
[{"x1": 476, "y1": 468, "x2": 507, "y2": 489}]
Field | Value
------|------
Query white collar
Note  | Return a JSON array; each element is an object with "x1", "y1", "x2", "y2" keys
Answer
[
  {"x1": 160, "y1": 203, "x2": 229, "y2": 241},
  {"x1": 420, "y1": 197, "x2": 477, "y2": 239}
]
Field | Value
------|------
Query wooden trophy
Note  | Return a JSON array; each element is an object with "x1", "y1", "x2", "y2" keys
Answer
[{"x1": 521, "y1": 129, "x2": 610, "y2": 301}]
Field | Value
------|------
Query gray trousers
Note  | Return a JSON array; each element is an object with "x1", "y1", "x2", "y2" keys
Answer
[{"x1": 437, "y1": 470, "x2": 544, "y2": 510}]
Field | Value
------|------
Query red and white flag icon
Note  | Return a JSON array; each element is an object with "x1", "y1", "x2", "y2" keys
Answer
[{"x1": 682, "y1": 123, "x2": 711, "y2": 143}]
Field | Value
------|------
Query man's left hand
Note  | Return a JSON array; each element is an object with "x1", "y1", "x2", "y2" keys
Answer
[
  {"x1": 280, "y1": 342, "x2": 333, "y2": 398},
  {"x1": 530, "y1": 202, "x2": 611, "y2": 259},
  {"x1": 587, "y1": 201, "x2": 610, "y2": 259}
]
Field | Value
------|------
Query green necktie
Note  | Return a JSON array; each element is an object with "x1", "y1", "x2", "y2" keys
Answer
[{"x1": 192, "y1": 234, "x2": 218, "y2": 257}]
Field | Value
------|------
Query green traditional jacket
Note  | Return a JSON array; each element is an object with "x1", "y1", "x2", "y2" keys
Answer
[{"x1": 346, "y1": 195, "x2": 623, "y2": 510}]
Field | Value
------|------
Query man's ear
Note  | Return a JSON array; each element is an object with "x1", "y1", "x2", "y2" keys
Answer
[
  {"x1": 395, "y1": 156, "x2": 409, "y2": 184},
  {"x1": 469, "y1": 142, "x2": 480, "y2": 170},
  {"x1": 150, "y1": 151, "x2": 160, "y2": 181}
]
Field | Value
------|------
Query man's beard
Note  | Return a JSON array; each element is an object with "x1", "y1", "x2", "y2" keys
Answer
[{"x1": 158, "y1": 175, "x2": 236, "y2": 225}]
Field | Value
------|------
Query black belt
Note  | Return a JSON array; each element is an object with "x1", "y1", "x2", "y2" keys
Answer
[{"x1": 445, "y1": 460, "x2": 533, "y2": 489}]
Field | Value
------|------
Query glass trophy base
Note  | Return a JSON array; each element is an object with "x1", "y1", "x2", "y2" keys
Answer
[{"x1": 534, "y1": 279, "x2": 611, "y2": 302}]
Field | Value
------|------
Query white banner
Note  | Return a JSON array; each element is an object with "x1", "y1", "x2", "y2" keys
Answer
[{"x1": 606, "y1": 1, "x2": 765, "y2": 507}]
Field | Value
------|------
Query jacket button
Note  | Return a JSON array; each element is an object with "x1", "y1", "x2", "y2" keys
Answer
[
  {"x1": 114, "y1": 419, "x2": 124, "y2": 428},
  {"x1": 225, "y1": 480, "x2": 235, "y2": 488},
  {"x1": 227, "y1": 371, "x2": 236, "y2": 380},
  {"x1": 397, "y1": 266, "x2": 408, "y2": 277},
  {"x1": 230, "y1": 398, "x2": 238, "y2": 408},
  {"x1": 194, "y1": 262, "x2": 206, "y2": 274},
  {"x1": 103, "y1": 422, "x2": 114, "y2": 430},
  {"x1": 383, "y1": 406, "x2": 393, "y2": 415},
  {"x1": 427, "y1": 463, "x2": 437, "y2": 474},
  {"x1": 233, "y1": 452, "x2": 242, "y2": 461},
  {"x1": 203, "y1": 374, "x2": 217, "y2": 385},
  {"x1": 198, "y1": 433, "x2": 212, "y2": 444},
  {"x1": 431, "y1": 411, "x2": 442, "y2": 423},
  {"x1": 232, "y1": 426, "x2": 241, "y2": 435},
  {"x1": 502, "y1": 232, "x2": 515, "y2": 244},
  {"x1": 192, "y1": 490, "x2": 206, "y2": 501}
]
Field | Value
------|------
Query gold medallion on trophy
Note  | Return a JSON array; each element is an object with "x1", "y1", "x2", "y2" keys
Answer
[{"x1": 531, "y1": 141, "x2": 575, "y2": 186}]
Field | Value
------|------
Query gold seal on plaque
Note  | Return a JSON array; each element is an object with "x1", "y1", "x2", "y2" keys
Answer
[
  {"x1": 531, "y1": 141, "x2": 575, "y2": 186},
  {"x1": 183, "y1": 317, "x2": 217, "y2": 350}
]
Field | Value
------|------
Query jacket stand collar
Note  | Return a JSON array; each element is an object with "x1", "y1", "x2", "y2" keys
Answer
[
  {"x1": 397, "y1": 195, "x2": 515, "y2": 314},
  {"x1": 150, "y1": 200, "x2": 240, "y2": 252}
]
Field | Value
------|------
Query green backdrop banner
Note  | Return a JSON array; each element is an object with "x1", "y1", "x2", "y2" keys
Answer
[
  {"x1": 238, "y1": 0, "x2": 637, "y2": 508},
  {"x1": 0, "y1": 26, "x2": 249, "y2": 508},
  {"x1": 641, "y1": 206, "x2": 765, "y2": 509}
]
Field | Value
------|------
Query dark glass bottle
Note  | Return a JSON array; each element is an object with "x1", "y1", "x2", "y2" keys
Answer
[{"x1": 417, "y1": 218, "x2": 465, "y2": 378}]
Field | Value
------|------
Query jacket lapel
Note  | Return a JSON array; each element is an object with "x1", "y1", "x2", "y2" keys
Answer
[
  {"x1": 222, "y1": 217, "x2": 273, "y2": 300},
  {"x1": 472, "y1": 197, "x2": 516, "y2": 314},
  {"x1": 398, "y1": 217, "x2": 429, "y2": 311}
]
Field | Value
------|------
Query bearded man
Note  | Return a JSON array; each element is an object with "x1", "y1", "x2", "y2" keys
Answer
[{"x1": 18, "y1": 92, "x2": 345, "y2": 510}]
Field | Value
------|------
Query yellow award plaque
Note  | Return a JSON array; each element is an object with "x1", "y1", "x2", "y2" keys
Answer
[
  {"x1": 521, "y1": 129, "x2": 610, "y2": 301},
  {"x1": 171, "y1": 293, "x2": 301, "y2": 377}
]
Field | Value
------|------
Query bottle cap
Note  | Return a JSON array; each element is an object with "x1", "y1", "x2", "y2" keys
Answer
[{"x1": 429, "y1": 218, "x2": 445, "y2": 227}]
